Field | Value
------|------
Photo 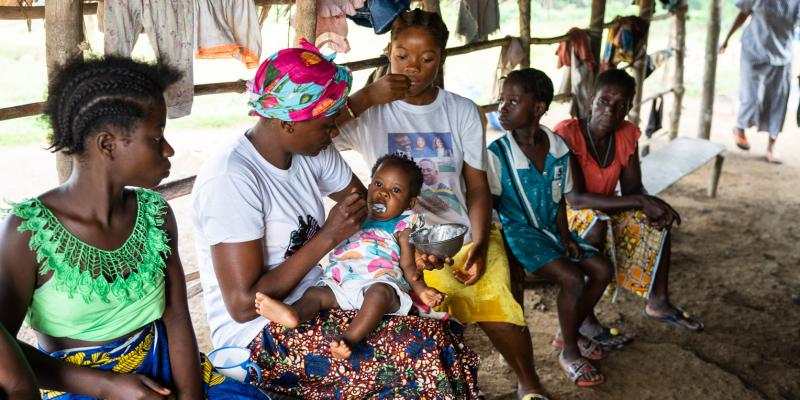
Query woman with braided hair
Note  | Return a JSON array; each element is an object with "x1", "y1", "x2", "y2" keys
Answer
[{"x1": 0, "y1": 56, "x2": 269, "y2": 399}]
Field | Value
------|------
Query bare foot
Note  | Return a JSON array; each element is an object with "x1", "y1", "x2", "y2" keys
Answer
[
  {"x1": 254, "y1": 292, "x2": 299, "y2": 328},
  {"x1": 330, "y1": 338, "x2": 352, "y2": 360},
  {"x1": 418, "y1": 287, "x2": 445, "y2": 307}
]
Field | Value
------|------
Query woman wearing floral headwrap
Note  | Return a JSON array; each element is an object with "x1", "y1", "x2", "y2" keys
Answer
[{"x1": 192, "y1": 40, "x2": 478, "y2": 399}]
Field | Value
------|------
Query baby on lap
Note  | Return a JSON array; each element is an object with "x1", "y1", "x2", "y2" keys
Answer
[{"x1": 255, "y1": 153, "x2": 445, "y2": 359}]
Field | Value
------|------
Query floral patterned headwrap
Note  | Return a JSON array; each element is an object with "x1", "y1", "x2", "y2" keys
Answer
[{"x1": 247, "y1": 39, "x2": 352, "y2": 122}]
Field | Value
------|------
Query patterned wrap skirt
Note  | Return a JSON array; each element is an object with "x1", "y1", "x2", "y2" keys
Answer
[
  {"x1": 40, "y1": 320, "x2": 270, "y2": 399},
  {"x1": 247, "y1": 308, "x2": 479, "y2": 399},
  {"x1": 568, "y1": 208, "x2": 668, "y2": 300}
]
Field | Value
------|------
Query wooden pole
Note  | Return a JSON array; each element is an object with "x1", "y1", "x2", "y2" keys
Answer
[
  {"x1": 294, "y1": 0, "x2": 317, "y2": 46},
  {"x1": 698, "y1": 0, "x2": 721, "y2": 139},
  {"x1": 422, "y1": 0, "x2": 441, "y2": 15},
  {"x1": 45, "y1": 0, "x2": 84, "y2": 183},
  {"x1": 588, "y1": 0, "x2": 606, "y2": 76},
  {"x1": 669, "y1": 0, "x2": 687, "y2": 139},
  {"x1": 518, "y1": 0, "x2": 531, "y2": 68},
  {"x1": 630, "y1": 0, "x2": 654, "y2": 126}
]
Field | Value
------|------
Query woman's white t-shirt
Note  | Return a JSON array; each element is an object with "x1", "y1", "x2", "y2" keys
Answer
[
  {"x1": 335, "y1": 89, "x2": 487, "y2": 243},
  {"x1": 192, "y1": 135, "x2": 351, "y2": 348}
]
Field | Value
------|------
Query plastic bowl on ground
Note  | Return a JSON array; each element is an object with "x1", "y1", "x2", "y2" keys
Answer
[{"x1": 408, "y1": 223, "x2": 468, "y2": 258}]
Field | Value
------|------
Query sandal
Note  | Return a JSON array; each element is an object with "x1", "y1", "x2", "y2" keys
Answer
[
  {"x1": 733, "y1": 131, "x2": 750, "y2": 151},
  {"x1": 519, "y1": 394, "x2": 549, "y2": 400},
  {"x1": 558, "y1": 354, "x2": 604, "y2": 387},
  {"x1": 642, "y1": 306, "x2": 704, "y2": 332},
  {"x1": 588, "y1": 326, "x2": 633, "y2": 350},
  {"x1": 551, "y1": 332, "x2": 607, "y2": 361}
]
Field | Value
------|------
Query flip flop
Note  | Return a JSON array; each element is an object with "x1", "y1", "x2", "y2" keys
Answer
[
  {"x1": 519, "y1": 394, "x2": 549, "y2": 400},
  {"x1": 558, "y1": 354, "x2": 604, "y2": 387},
  {"x1": 642, "y1": 306, "x2": 704, "y2": 332},
  {"x1": 588, "y1": 327, "x2": 633, "y2": 350},
  {"x1": 552, "y1": 332, "x2": 607, "y2": 361}
]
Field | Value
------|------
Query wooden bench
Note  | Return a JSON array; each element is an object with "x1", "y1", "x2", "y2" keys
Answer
[
  {"x1": 516, "y1": 137, "x2": 726, "y2": 290},
  {"x1": 641, "y1": 137, "x2": 725, "y2": 198}
]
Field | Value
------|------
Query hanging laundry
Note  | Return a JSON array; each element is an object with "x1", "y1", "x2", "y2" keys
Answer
[
  {"x1": 305, "y1": 0, "x2": 365, "y2": 53},
  {"x1": 195, "y1": 0, "x2": 262, "y2": 69},
  {"x1": 641, "y1": 95, "x2": 663, "y2": 157},
  {"x1": 104, "y1": 0, "x2": 194, "y2": 118},
  {"x1": 492, "y1": 37, "x2": 525, "y2": 101},
  {"x1": 602, "y1": 16, "x2": 648, "y2": 71},
  {"x1": 645, "y1": 48, "x2": 672, "y2": 78},
  {"x1": 456, "y1": 0, "x2": 499, "y2": 44},
  {"x1": 555, "y1": 28, "x2": 595, "y2": 118},
  {"x1": 348, "y1": 0, "x2": 411, "y2": 35}
]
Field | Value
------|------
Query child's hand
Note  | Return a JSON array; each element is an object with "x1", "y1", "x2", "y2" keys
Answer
[
  {"x1": 418, "y1": 287, "x2": 446, "y2": 308},
  {"x1": 563, "y1": 237, "x2": 582, "y2": 259}
]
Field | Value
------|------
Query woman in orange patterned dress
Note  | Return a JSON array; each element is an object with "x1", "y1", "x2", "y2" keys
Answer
[{"x1": 554, "y1": 70, "x2": 704, "y2": 343}]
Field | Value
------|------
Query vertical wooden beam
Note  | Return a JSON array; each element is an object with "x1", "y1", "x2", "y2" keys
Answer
[
  {"x1": 668, "y1": 0, "x2": 687, "y2": 139},
  {"x1": 588, "y1": 0, "x2": 606, "y2": 76},
  {"x1": 698, "y1": 0, "x2": 721, "y2": 139},
  {"x1": 295, "y1": 0, "x2": 317, "y2": 46},
  {"x1": 422, "y1": 0, "x2": 441, "y2": 15},
  {"x1": 46, "y1": 0, "x2": 84, "y2": 183},
  {"x1": 519, "y1": 0, "x2": 531, "y2": 68},
  {"x1": 630, "y1": 0, "x2": 654, "y2": 126}
]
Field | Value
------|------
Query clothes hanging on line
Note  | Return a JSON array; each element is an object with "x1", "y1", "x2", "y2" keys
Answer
[
  {"x1": 456, "y1": 0, "x2": 500, "y2": 44},
  {"x1": 556, "y1": 29, "x2": 595, "y2": 118},
  {"x1": 602, "y1": 16, "x2": 648, "y2": 71},
  {"x1": 311, "y1": 0, "x2": 366, "y2": 52},
  {"x1": 348, "y1": 0, "x2": 411, "y2": 35},
  {"x1": 104, "y1": 0, "x2": 194, "y2": 118},
  {"x1": 195, "y1": 0, "x2": 262, "y2": 69},
  {"x1": 492, "y1": 37, "x2": 525, "y2": 101}
]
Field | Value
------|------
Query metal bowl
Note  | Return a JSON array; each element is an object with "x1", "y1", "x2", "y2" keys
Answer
[{"x1": 408, "y1": 223, "x2": 468, "y2": 258}]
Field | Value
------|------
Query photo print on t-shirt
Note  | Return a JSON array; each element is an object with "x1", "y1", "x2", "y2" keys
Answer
[{"x1": 387, "y1": 132, "x2": 463, "y2": 218}]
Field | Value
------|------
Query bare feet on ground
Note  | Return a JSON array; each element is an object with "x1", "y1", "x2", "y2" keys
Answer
[
  {"x1": 254, "y1": 292, "x2": 300, "y2": 328},
  {"x1": 330, "y1": 337, "x2": 353, "y2": 359}
]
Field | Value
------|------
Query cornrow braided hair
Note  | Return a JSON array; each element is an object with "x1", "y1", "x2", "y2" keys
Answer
[
  {"x1": 372, "y1": 152, "x2": 424, "y2": 197},
  {"x1": 44, "y1": 56, "x2": 181, "y2": 155},
  {"x1": 390, "y1": 8, "x2": 449, "y2": 55}
]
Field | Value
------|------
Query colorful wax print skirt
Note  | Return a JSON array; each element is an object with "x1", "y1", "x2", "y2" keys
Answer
[
  {"x1": 247, "y1": 308, "x2": 479, "y2": 399},
  {"x1": 568, "y1": 208, "x2": 668, "y2": 300},
  {"x1": 40, "y1": 320, "x2": 269, "y2": 400}
]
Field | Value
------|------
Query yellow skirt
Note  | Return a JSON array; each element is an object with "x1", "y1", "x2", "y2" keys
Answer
[{"x1": 423, "y1": 225, "x2": 526, "y2": 326}]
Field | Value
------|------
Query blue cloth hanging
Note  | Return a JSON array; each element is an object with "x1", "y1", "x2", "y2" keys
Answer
[{"x1": 347, "y1": 0, "x2": 411, "y2": 34}]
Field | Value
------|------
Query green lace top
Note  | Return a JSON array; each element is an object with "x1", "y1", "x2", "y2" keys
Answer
[{"x1": 9, "y1": 188, "x2": 170, "y2": 341}]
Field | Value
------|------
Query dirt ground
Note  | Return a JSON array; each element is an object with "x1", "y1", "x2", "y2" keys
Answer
[{"x1": 2, "y1": 92, "x2": 799, "y2": 399}]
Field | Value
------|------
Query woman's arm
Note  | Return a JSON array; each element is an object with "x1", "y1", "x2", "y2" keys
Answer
[
  {"x1": 335, "y1": 74, "x2": 410, "y2": 126},
  {"x1": 160, "y1": 205, "x2": 203, "y2": 400},
  {"x1": 720, "y1": 11, "x2": 750, "y2": 53},
  {"x1": 211, "y1": 191, "x2": 367, "y2": 323},
  {"x1": 0, "y1": 324, "x2": 37, "y2": 400},
  {"x1": 459, "y1": 164, "x2": 492, "y2": 286},
  {"x1": 328, "y1": 174, "x2": 367, "y2": 203},
  {"x1": 565, "y1": 153, "x2": 646, "y2": 213},
  {"x1": 0, "y1": 216, "x2": 169, "y2": 400}
]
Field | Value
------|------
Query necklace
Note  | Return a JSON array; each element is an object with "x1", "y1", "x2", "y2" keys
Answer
[{"x1": 585, "y1": 118, "x2": 614, "y2": 167}]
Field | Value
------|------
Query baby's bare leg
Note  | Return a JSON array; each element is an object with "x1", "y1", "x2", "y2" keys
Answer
[
  {"x1": 331, "y1": 283, "x2": 400, "y2": 359},
  {"x1": 255, "y1": 287, "x2": 338, "y2": 328}
]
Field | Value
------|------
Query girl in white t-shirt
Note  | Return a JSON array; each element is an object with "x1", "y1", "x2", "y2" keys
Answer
[{"x1": 335, "y1": 9, "x2": 547, "y2": 399}]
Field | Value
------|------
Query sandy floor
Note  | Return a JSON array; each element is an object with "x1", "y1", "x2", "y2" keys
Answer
[{"x1": 2, "y1": 92, "x2": 799, "y2": 399}]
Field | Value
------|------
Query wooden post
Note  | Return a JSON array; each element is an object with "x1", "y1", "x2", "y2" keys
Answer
[
  {"x1": 698, "y1": 0, "x2": 721, "y2": 139},
  {"x1": 518, "y1": 0, "x2": 531, "y2": 68},
  {"x1": 422, "y1": 0, "x2": 441, "y2": 15},
  {"x1": 46, "y1": 0, "x2": 84, "y2": 183},
  {"x1": 588, "y1": 0, "x2": 606, "y2": 76},
  {"x1": 294, "y1": 0, "x2": 317, "y2": 46},
  {"x1": 630, "y1": 0, "x2": 654, "y2": 126},
  {"x1": 669, "y1": 0, "x2": 687, "y2": 139}
]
